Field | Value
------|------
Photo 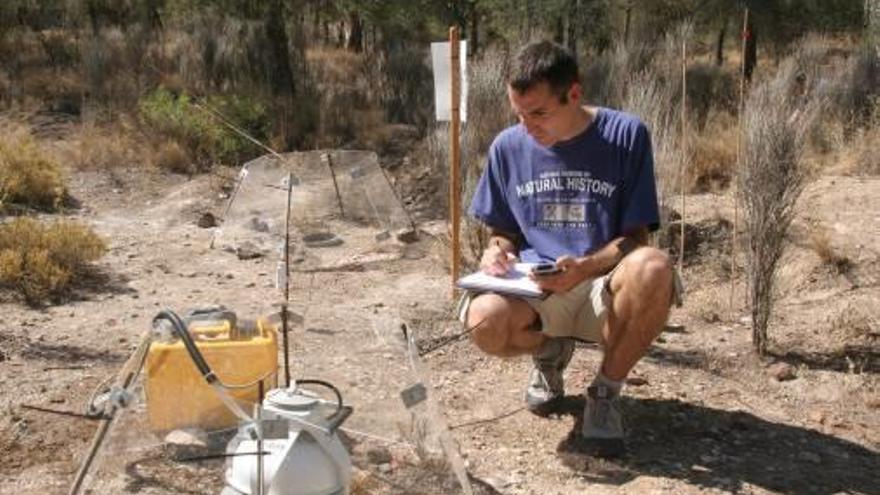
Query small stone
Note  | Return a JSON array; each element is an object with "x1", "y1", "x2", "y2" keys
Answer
[
  {"x1": 164, "y1": 428, "x2": 208, "y2": 448},
  {"x1": 484, "y1": 476, "x2": 511, "y2": 489},
  {"x1": 808, "y1": 409, "x2": 826, "y2": 424},
  {"x1": 236, "y1": 242, "x2": 263, "y2": 260},
  {"x1": 366, "y1": 446, "x2": 392, "y2": 465},
  {"x1": 395, "y1": 228, "x2": 419, "y2": 244},
  {"x1": 248, "y1": 217, "x2": 270, "y2": 233},
  {"x1": 377, "y1": 463, "x2": 393, "y2": 474},
  {"x1": 626, "y1": 376, "x2": 649, "y2": 386},
  {"x1": 197, "y1": 213, "x2": 217, "y2": 229},
  {"x1": 768, "y1": 362, "x2": 797, "y2": 381},
  {"x1": 664, "y1": 323, "x2": 686, "y2": 332}
]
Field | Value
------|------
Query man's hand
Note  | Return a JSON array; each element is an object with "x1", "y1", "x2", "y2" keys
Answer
[
  {"x1": 480, "y1": 243, "x2": 517, "y2": 276},
  {"x1": 528, "y1": 255, "x2": 595, "y2": 293}
]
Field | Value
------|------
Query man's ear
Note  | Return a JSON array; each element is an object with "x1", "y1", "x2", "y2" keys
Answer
[{"x1": 567, "y1": 82, "x2": 583, "y2": 105}]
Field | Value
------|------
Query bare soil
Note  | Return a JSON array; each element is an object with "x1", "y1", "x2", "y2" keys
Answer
[{"x1": 1, "y1": 139, "x2": 878, "y2": 494}]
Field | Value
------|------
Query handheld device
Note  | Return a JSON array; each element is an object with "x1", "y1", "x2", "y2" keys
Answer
[{"x1": 531, "y1": 263, "x2": 562, "y2": 277}]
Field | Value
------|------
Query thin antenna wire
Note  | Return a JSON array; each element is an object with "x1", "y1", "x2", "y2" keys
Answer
[
  {"x1": 192, "y1": 100, "x2": 289, "y2": 163},
  {"x1": 282, "y1": 172, "x2": 293, "y2": 388}
]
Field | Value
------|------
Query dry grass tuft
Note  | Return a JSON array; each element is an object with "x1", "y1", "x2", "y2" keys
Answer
[
  {"x1": 807, "y1": 223, "x2": 852, "y2": 274},
  {"x1": 66, "y1": 119, "x2": 142, "y2": 170},
  {"x1": 0, "y1": 127, "x2": 66, "y2": 212},
  {"x1": 688, "y1": 112, "x2": 737, "y2": 192},
  {"x1": 0, "y1": 217, "x2": 107, "y2": 305},
  {"x1": 152, "y1": 140, "x2": 193, "y2": 174},
  {"x1": 850, "y1": 97, "x2": 880, "y2": 175}
]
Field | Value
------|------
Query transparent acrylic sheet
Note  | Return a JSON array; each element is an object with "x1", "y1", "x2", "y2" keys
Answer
[
  {"x1": 212, "y1": 150, "x2": 411, "y2": 264},
  {"x1": 78, "y1": 152, "x2": 472, "y2": 495}
]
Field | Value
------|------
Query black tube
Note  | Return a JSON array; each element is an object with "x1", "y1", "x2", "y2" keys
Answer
[
  {"x1": 326, "y1": 406, "x2": 353, "y2": 433},
  {"x1": 153, "y1": 310, "x2": 216, "y2": 383},
  {"x1": 295, "y1": 378, "x2": 351, "y2": 431}
]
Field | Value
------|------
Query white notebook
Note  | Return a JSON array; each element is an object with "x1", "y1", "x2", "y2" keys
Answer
[{"x1": 456, "y1": 263, "x2": 547, "y2": 299}]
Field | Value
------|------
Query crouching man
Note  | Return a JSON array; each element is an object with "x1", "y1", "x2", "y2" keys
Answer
[{"x1": 460, "y1": 41, "x2": 681, "y2": 457}]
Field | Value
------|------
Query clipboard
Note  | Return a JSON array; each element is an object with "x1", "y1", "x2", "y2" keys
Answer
[{"x1": 455, "y1": 263, "x2": 548, "y2": 299}]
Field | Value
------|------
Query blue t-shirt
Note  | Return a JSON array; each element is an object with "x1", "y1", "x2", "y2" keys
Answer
[{"x1": 468, "y1": 107, "x2": 660, "y2": 263}]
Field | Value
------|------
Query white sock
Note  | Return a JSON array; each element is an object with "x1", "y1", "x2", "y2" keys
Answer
[{"x1": 591, "y1": 372, "x2": 623, "y2": 395}]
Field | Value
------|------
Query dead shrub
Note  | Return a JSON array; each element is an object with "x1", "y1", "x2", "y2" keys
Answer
[
  {"x1": 0, "y1": 217, "x2": 107, "y2": 305},
  {"x1": 849, "y1": 97, "x2": 880, "y2": 175},
  {"x1": 686, "y1": 62, "x2": 738, "y2": 131},
  {"x1": 153, "y1": 140, "x2": 193, "y2": 174},
  {"x1": 620, "y1": 34, "x2": 684, "y2": 243},
  {"x1": 374, "y1": 46, "x2": 433, "y2": 131},
  {"x1": 0, "y1": 130, "x2": 66, "y2": 212},
  {"x1": 461, "y1": 47, "x2": 513, "y2": 267},
  {"x1": 67, "y1": 120, "x2": 140, "y2": 170},
  {"x1": 688, "y1": 113, "x2": 737, "y2": 192},
  {"x1": 852, "y1": 125, "x2": 880, "y2": 175},
  {"x1": 829, "y1": 45, "x2": 879, "y2": 130},
  {"x1": 740, "y1": 58, "x2": 823, "y2": 355}
]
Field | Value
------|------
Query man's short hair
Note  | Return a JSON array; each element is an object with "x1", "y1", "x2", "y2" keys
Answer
[{"x1": 508, "y1": 41, "x2": 580, "y2": 102}]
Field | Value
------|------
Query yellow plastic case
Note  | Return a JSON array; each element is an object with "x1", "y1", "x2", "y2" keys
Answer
[{"x1": 145, "y1": 318, "x2": 278, "y2": 432}]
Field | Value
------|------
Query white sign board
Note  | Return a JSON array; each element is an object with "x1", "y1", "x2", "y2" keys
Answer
[{"x1": 431, "y1": 40, "x2": 468, "y2": 122}]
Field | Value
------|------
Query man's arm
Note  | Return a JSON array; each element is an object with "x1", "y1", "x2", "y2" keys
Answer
[
  {"x1": 576, "y1": 226, "x2": 648, "y2": 277},
  {"x1": 480, "y1": 228, "x2": 520, "y2": 276},
  {"x1": 533, "y1": 226, "x2": 650, "y2": 293}
]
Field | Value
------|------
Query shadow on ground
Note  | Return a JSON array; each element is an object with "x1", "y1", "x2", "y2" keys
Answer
[
  {"x1": 66, "y1": 268, "x2": 137, "y2": 303},
  {"x1": 553, "y1": 396, "x2": 879, "y2": 495},
  {"x1": 769, "y1": 346, "x2": 880, "y2": 374},
  {"x1": 21, "y1": 341, "x2": 126, "y2": 363}
]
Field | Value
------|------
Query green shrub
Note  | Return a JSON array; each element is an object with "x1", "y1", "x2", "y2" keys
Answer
[
  {"x1": 138, "y1": 88, "x2": 269, "y2": 168},
  {"x1": 0, "y1": 217, "x2": 107, "y2": 305},
  {"x1": 0, "y1": 134, "x2": 66, "y2": 212}
]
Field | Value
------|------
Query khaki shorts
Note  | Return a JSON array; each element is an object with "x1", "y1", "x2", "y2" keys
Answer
[{"x1": 458, "y1": 266, "x2": 684, "y2": 343}]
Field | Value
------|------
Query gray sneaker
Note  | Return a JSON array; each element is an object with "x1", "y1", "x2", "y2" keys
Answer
[
  {"x1": 581, "y1": 384, "x2": 625, "y2": 457},
  {"x1": 524, "y1": 338, "x2": 575, "y2": 416}
]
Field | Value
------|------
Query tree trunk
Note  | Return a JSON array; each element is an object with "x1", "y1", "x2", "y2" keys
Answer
[
  {"x1": 470, "y1": 4, "x2": 479, "y2": 56},
  {"x1": 566, "y1": 0, "x2": 579, "y2": 54},
  {"x1": 347, "y1": 10, "x2": 363, "y2": 52},
  {"x1": 265, "y1": 0, "x2": 295, "y2": 97},
  {"x1": 716, "y1": 19, "x2": 726, "y2": 66},
  {"x1": 554, "y1": 16, "x2": 564, "y2": 45},
  {"x1": 87, "y1": 2, "x2": 101, "y2": 37},
  {"x1": 744, "y1": 19, "x2": 757, "y2": 82}
]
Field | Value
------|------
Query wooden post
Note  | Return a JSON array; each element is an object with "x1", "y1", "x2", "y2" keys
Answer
[
  {"x1": 450, "y1": 26, "x2": 462, "y2": 298},
  {"x1": 731, "y1": 7, "x2": 749, "y2": 316},
  {"x1": 679, "y1": 32, "x2": 687, "y2": 272}
]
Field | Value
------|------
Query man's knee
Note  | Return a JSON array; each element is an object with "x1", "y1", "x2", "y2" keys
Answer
[
  {"x1": 466, "y1": 294, "x2": 515, "y2": 356},
  {"x1": 613, "y1": 247, "x2": 674, "y2": 299}
]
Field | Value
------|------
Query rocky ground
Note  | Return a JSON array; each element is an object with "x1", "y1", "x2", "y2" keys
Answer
[{"x1": 0, "y1": 140, "x2": 878, "y2": 494}]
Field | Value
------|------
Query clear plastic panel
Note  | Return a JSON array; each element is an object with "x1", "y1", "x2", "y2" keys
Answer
[{"x1": 78, "y1": 152, "x2": 472, "y2": 495}]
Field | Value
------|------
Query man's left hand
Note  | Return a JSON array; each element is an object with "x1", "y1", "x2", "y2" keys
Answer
[{"x1": 529, "y1": 255, "x2": 588, "y2": 293}]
